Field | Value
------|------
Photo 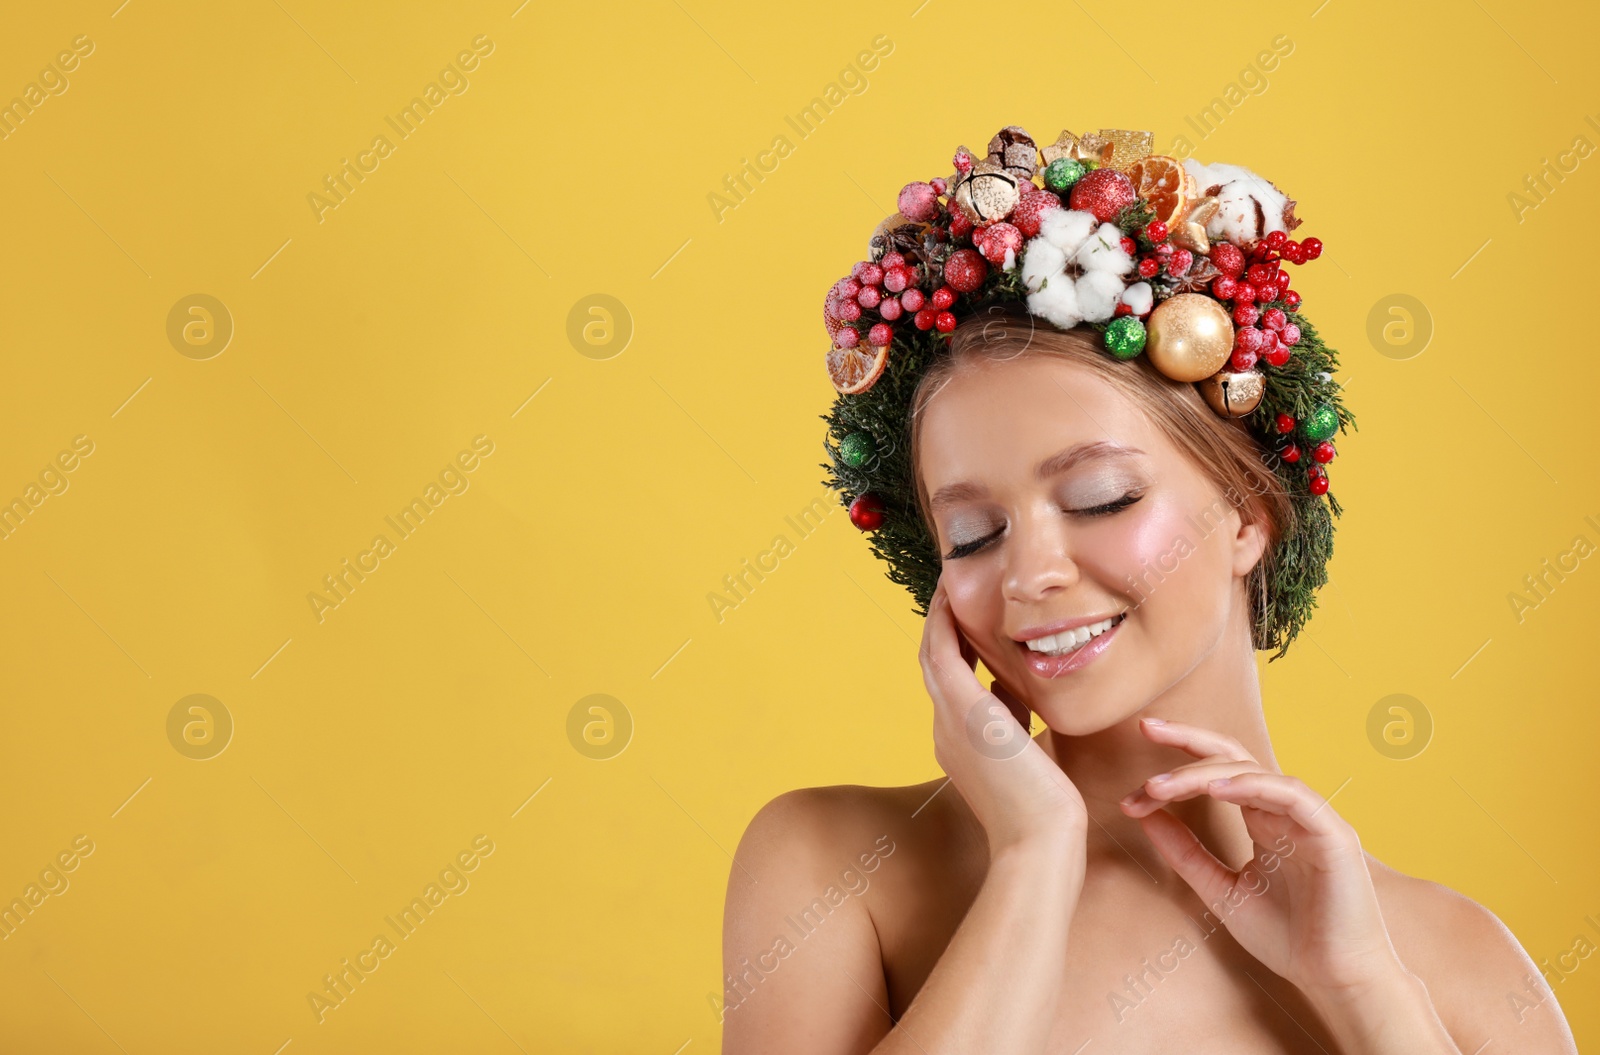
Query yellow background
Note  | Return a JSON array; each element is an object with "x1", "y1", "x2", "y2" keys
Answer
[{"x1": 1, "y1": 0, "x2": 1596, "y2": 1050}]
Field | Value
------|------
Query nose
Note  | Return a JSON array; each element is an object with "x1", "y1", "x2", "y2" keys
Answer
[{"x1": 1002, "y1": 507, "x2": 1079, "y2": 603}]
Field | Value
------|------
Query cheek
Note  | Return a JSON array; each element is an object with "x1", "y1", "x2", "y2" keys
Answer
[{"x1": 1080, "y1": 496, "x2": 1198, "y2": 587}]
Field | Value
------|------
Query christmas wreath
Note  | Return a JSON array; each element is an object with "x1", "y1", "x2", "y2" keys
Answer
[{"x1": 818, "y1": 126, "x2": 1351, "y2": 658}]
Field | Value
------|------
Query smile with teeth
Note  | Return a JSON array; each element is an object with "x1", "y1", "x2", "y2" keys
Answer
[{"x1": 1022, "y1": 613, "x2": 1127, "y2": 656}]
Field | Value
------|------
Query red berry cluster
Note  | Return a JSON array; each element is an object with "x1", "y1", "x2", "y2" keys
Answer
[
  {"x1": 826, "y1": 253, "x2": 937, "y2": 348},
  {"x1": 1272, "y1": 412, "x2": 1336, "y2": 495},
  {"x1": 1130, "y1": 221, "x2": 1195, "y2": 284},
  {"x1": 1207, "y1": 230, "x2": 1322, "y2": 371}
]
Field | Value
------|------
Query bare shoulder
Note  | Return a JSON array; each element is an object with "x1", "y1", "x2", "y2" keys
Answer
[
  {"x1": 718, "y1": 779, "x2": 955, "y2": 1053},
  {"x1": 1369, "y1": 855, "x2": 1580, "y2": 1052}
]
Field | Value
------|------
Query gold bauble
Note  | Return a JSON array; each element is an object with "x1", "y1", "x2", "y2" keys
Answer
[
  {"x1": 953, "y1": 160, "x2": 1021, "y2": 224},
  {"x1": 1198, "y1": 369, "x2": 1266, "y2": 417},
  {"x1": 1145, "y1": 293, "x2": 1234, "y2": 382}
]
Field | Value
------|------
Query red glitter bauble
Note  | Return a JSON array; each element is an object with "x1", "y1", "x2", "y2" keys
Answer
[
  {"x1": 931, "y1": 286, "x2": 956, "y2": 310},
  {"x1": 1010, "y1": 190, "x2": 1062, "y2": 238},
  {"x1": 1068, "y1": 168, "x2": 1136, "y2": 223},
  {"x1": 1275, "y1": 413, "x2": 1296, "y2": 434},
  {"x1": 1308, "y1": 473, "x2": 1330, "y2": 496},
  {"x1": 975, "y1": 222, "x2": 1023, "y2": 266},
  {"x1": 901, "y1": 288, "x2": 926, "y2": 312},
  {"x1": 849, "y1": 493, "x2": 886, "y2": 531},
  {"x1": 897, "y1": 181, "x2": 941, "y2": 223},
  {"x1": 935, "y1": 311, "x2": 957, "y2": 333},
  {"x1": 1210, "y1": 243, "x2": 1245, "y2": 278},
  {"x1": 943, "y1": 249, "x2": 988, "y2": 293},
  {"x1": 1312, "y1": 441, "x2": 1336, "y2": 464}
]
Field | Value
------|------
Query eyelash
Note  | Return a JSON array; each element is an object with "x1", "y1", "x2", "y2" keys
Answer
[{"x1": 941, "y1": 491, "x2": 1145, "y2": 560}]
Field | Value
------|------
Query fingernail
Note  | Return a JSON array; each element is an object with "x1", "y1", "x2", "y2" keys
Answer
[
  {"x1": 1210, "y1": 777, "x2": 1231, "y2": 788},
  {"x1": 1120, "y1": 792, "x2": 1139, "y2": 806},
  {"x1": 1142, "y1": 717, "x2": 1165, "y2": 725},
  {"x1": 1148, "y1": 772, "x2": 1171, "y2": 783}
]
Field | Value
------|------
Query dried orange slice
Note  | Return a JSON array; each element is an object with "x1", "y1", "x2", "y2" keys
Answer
[
  {"x1": 1126, "y1": 154, "x2": 1194, "y2": 228},
  {"x1": 826, "y1": 341, "x2": 888, "y2": 394}
]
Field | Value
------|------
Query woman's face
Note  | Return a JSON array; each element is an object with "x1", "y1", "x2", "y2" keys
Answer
[{"x1": 916, "y1": 352, "x2": 1268, "y2": 735}]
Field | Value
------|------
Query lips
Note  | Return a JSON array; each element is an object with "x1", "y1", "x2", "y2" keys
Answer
[{"x1": 1015, "y1": 612, "x2": 1126, "y2": 678}]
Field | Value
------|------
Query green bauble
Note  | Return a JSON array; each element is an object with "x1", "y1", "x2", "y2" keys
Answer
[
  {"x1": 1301, "y1": 404, "x2": 1339, "y2": 443},
  {"x1": 839, "y1": 430, "x2": 875, "y2": 469},
  {"x1": 1043, "y1": 157, "x2": 1086, "y2": 192},
  {"x1": 1103, "y1": 315, "x2": 1146, "y2": 360}
]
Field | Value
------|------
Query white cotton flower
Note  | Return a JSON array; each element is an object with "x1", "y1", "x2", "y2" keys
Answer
[
  {"x1": 1022, "y1": 212, "x2": 1134, "y2": 330},
  {"x1": 1182, "y1": 157, "x2": 1295, "y2": 245},
  {"x1": 1038, "y1": 208, "x2": 1097, "y2": 254},
  {"x1": 1077, "y1": 223, "x2": 1135, "y2": 275},
  {"x1": 1026, "y1": 273, "x2": 1082, "y2": 329},
  {"x1": 1076, "y1": 270, "x2": 1126, "y2": 322},
  {"x1": 1021, "y1": 238, "x2": 1067, "y2": 292},
  {"x1": 1120, "y1": 281, "x2": 1153, "y2": 316}
]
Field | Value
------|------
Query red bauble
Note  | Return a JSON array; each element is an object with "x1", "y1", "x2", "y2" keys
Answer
[
  {"x1": 1137, "y1": 257, "x2": 1159, "y2": 278},
  {"x1": 1233, "y1": 303, "x2": 1260, "y2": 327},
  {"x1": 944, "y1": 249, "x2": 988, "y2": 292},
  {"x1": 878, "y1": 296, "x2": 903, "y2": 321},
  {"x1": 931, "y1": 286, "x2": 956, "y2": 310},
  {"x1": 1068, "y1": 168, "x2": 1136, "y2": 222},
  {"x1": 1144, "y1": 220, "x2": 1169, "y2": 243},
  {"x1": 1302, "y1": 237, "x2": 1323, "y2": 259},
  {"x1": 913, "y1": 308, "x2": 937, "y2": 330},
  {"x1": 857, "y1": 285, "x2": 881, "y2": 309},
  {"x1": 1265, "y1": 231, "x2": 1288, "y2": 251},
  {"x1": 882, "y1": 265, "x2": 910, "y2": 293},
  {"x1": 1280, "y1": 323, "x2": 1300, "y2": 345},
  {"x1": 849, "y1": 493, "x2": 886, "y2": 531},
  {"x1": 859, "y1": 263, "x2": 884, "y2": 287},
  {"x1": 1275, "y1": 413, "x2": 1295, "y2": 433},
  {"x1": 1312, "y1": 441, "x2": 1336, "y2": 464},
  {"x1": 868, "y1": 322, "x2": 893, "y2": 346},
  {"x1": 934, "y1": 311, "x2": 957, "y2": 333},
  {"x1": 1281, "y1": 444, "x2": 1301, "y2": 463},
  {"x1": 1210, "y1": 243, "x2": 1246, "y2": 278},
  {"x1": 881, "y1": 252, "x2": 906, "y2": 269},
  {"x1": 837, "y1": 299, "x2": 862, "y2": 322},
  {"x1": 1230, "y1": 345, "x2": 1259, "y2": 371},
  {"x1": 1246, "y1": 263, "x2": 1275, "y2": 288},
  {"x1": 897, "y1": 181, "x2": 942, "y2": 223},
  {"x1": 1308, "y1": 473, "x2": 1330, "y2": 496},
  {"x1": 835, "y1": 327, "x2": 859, "y2": 349},
  {"x1": 1010, "y1": 190, "x2": 1062, "y2": 238},
  {"x1": 975, "y1": 222, "x2": 1023, "y2": 266},
  {"x1": 1283, "y1": 290, "x2": 1302, "y2": 310},
  {"x1": 1120, "y1": 236, "x2": 1137, "y2": 255},
  {"x1": 900, "y1": 287, "x2": 925, "y2": 312},
  {"x1": 949, "y1": 212, "x2": 974, "y2": 239},
  {"x1": 1233, "y1": 282, "x2": 1258, "y2": 304},
  {"x1": 1263, "y1": 342, "x2": 1291, "y2": 367},
  {"x1": 1262, "y1": 308, "x2": 1286, "y2": 331},
  {"x1": 1167, "y1": 249, "x2": 1194, "y2": 276},
  {"x1": 1212, "y1": 276, "x2": 1238, "y2": 299}
]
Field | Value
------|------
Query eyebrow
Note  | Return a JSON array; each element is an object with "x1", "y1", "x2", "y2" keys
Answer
[{"x1": 928, "y1": 441, "x2": 1145, "y2": 512}]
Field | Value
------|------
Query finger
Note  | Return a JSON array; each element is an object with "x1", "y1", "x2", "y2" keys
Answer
[
  {"x1": 1119, "y1": 760, "x2": 1266, "y2": 816},
  {"x1": 1137, "y1": 808, "x2": 1237, "y2": 910},
  {"x1": 1136, "y1": 717, "x2": 1257, "y2": 764},
  {"x1": 1205, "y1": 772, "x2": 1347, "y2": 838},
  {"x1": 919, "y1": 586, "x2": 983, "y2": 711}
]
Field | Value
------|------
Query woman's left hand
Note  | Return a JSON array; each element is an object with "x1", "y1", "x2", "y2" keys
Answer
[{"x1": 1118, "y1": 717, "x2": 1408, "y2": 999}]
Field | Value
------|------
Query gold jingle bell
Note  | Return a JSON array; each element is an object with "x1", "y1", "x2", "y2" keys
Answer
[
  {"x1": 1198, "y1": 369, "x2": 1266, "y2": 417},
  {"x1": 1145, "y1": 294, "x2": 1235, "y2": 383}
]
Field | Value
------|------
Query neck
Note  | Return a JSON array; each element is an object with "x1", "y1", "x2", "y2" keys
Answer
[{"x1": 1038, "y1": 615, "x2": 1276, "y2": 870}]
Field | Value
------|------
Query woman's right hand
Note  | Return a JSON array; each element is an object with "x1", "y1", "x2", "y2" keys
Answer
[{"x1": 919, "y1": 578, "x2": 1088, "y2": 861}]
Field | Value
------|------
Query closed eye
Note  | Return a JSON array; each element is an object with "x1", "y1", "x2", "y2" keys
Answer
[{"x1": 940, "y1": 491, "x2": 1144, "y2": 561}]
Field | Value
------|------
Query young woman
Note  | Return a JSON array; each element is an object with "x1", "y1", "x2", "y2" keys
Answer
[{"x1": 720, "y1": 127, "x2": 1579, "y2": 1054}]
